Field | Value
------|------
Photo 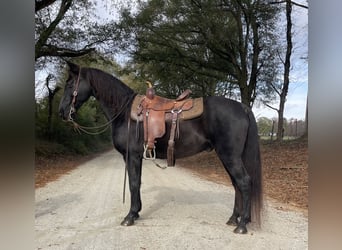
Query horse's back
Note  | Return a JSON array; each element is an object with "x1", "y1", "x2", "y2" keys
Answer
[
  {"x1": 203, "y1": 96, "x2": 251, "y2": 144},
  {"x1": 154, "y1": 96, "x2": 253, "y2": 159},
  {"x1": 203, "y1": 96, "x2": 250, "y2": 120}
]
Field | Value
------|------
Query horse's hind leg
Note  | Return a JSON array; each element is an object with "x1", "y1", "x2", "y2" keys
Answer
[
  {"x1": 218, "y1": 153, "x2": 252, "y2": 234},
  {"x1": 229, "y1": 158, "x2": 251, "y2": 233},
  {"x1": 226, "y1": 183, "x2": 242, "y2": 226}
]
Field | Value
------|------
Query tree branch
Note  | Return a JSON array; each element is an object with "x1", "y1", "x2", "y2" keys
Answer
[
  {"x1": 35, "y1": 0, "x2": 58, "y2": 12},
  {"x1": 291, "y1": 1, "x2": 308, "y2": 9},
  {"x1": 45, "y1": 74, "x2": 61, "y2": 95},
  {"x1": 269, "y1": 1, "x2": 308, "y2": 9},
  {"x1": 38, "y1": 44, "x2": 95, "y2": 58},
  {"x1": 263, "y1": 102, "x2": 279, "y2": 112},
  {"x1": 277, "y1": 49, "x2": 285, "y2": 65},
  {"x1": 267, "y1": 80, "x2": 282, "y2": 96},
  {"x1": 35, "y1": 0, "x2": 73, "y2": 60}
]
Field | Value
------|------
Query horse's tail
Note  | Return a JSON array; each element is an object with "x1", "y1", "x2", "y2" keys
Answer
[{"x1": 243, "y1": 109, "x2": 263, "y2": 227}]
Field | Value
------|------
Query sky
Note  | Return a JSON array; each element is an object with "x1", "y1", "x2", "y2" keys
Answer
[{"x1": 253, "y1": 83, "x2": 307, "y2": 120}]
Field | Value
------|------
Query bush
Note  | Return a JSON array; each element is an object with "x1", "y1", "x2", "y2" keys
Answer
[{"x1": 35, "y1": 140, "x2": 68, "y2": 157}]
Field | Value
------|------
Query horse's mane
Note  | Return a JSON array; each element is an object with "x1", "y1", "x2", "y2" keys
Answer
[{"x1": 84, "y1": 67, "x2": 135, "y2": 108}]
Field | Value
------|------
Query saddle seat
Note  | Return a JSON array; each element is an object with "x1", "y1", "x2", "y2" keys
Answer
[{"x1": 131, "y1": 88, "x2": 203, "y2": 166}]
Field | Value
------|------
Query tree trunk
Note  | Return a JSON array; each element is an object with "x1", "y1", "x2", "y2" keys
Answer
[
  {"x1": 277, "y1": 0, "x2": 292, "y2": 142},
  {"x1": 239, "y1": 81, "x2": 249, "y2": 108},
  {"x1": 248, "y1": 12, "x2": 261, "y2": 108},
  {"x1": 303, "y1": 94, "x2": 308, "y2": 138},
  {"x1": 46, "y1": 74, "x2": 60, "y2": 139}
]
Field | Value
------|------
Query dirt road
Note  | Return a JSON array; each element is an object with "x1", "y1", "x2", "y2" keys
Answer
[{"x1": 35, "y1": 150, "x2": 308, "y2": 250}]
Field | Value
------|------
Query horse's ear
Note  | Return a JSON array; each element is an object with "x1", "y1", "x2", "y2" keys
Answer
[{"x1": 66, "y1": 61, "x2": 79, "y2": 74}]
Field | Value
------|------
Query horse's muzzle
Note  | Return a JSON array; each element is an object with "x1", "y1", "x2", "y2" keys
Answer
[
  {"x1": 59, "y1": 112, "x2": 68, "y2": 121},
  {"x1": 58, "y1": 108, "x2": 71, "y2": 121}
]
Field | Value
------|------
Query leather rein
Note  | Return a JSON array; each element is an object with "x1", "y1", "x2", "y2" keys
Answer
[{"x1": 66, "y1": 67, "x2": 135, "y2": 203}]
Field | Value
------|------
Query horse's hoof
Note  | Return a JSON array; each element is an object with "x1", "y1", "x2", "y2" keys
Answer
[
  {"x1": 120, "y1": 218, "x2": 135, "y2": 226},
  {"x1": 233, "y1": 226, "x2": 248, "y2": 234},
  {"x1": 226, "y1": 217, "x2": 238, "y2": 226}
]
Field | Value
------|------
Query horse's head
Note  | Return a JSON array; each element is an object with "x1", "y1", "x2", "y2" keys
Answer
[{"x1": 59, "y1": 61, "x2": 92, "y2": 121}]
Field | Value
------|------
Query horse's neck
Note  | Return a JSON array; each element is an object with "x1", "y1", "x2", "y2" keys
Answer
[
  {"x1": 100, "y1": 102, "x2": 116, "y2": 121},
  {"x1": 95, "y1": 91, "x2": 133, "y2": 123},
  {"x1": 88, "y1": 73, "x2": 134, "y2": 122}
]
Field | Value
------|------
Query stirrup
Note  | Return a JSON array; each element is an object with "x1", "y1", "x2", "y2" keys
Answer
[{"x1": 143, "y1": 144, "x2": 156, "y2": 160}]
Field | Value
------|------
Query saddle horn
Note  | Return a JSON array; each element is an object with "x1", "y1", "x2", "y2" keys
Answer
[
  {"x1": 146, "y1": 81, "x2": 153, "y2": 88},
  {"x1": 145, "y1": 81, "x2": 155, "y2": 99}
]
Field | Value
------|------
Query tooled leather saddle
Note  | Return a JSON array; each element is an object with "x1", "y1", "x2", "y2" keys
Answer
[{"x1": 130, "y1": 86, "x2": 203, "y2": 166}]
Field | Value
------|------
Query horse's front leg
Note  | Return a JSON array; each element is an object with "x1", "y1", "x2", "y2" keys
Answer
[{"x1": 121, "y1": 154, "x2": 143, "y2": 226}]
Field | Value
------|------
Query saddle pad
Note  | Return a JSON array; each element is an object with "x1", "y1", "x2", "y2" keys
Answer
[
  {"x1": 130, "y1": 95, "x2": 145, "y2": 122},
  {"x1": 173, "y1": 97, "x2": 203, "y2": 120},
  {"x1": 130, "y1": 95, "x2": 203, "y2": 122}
]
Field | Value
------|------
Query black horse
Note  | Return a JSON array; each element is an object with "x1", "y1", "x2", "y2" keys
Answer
[{"x1": 59, "y1": 62, "x2": 263, "y2": 234}]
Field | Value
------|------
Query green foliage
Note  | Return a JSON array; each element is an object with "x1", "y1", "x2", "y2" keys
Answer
[
  {"x1": 35, "y1": 90, "x2": 112, "y2": 157},
  {"x1": 116, "y1": 0, "x2": 281, "y2": 105},
  {"x1": 35, "y1": 0, "x2": 124, "y2": 68},
  {"x1": 257, "y1": 117, "x2": 274, "y2": 136},
  {"x1": 257, "y1": 116, "x2": 306, "y2": 140}
]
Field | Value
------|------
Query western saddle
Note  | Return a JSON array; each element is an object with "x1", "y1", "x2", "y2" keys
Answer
[{"x1": 131, "y1": 82, "x2": 203, "y2": 166}]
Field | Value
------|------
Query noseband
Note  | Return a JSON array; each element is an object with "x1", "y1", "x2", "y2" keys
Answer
[{"x1": 68, "y1": 67, "x2": 82, "y2": 121}]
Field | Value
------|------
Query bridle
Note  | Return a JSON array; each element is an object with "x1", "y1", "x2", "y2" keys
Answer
[
  {"x1": 65, "y1": 67, "x2": 136, "y2": 135},
  {"x1": 68, "y1": 67, "x2": 82, "y2": 122}
]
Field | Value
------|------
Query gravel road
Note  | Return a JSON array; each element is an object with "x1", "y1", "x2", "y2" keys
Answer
[{"x1": 35, "y1": 150, "x2": 308, "y2": 250}]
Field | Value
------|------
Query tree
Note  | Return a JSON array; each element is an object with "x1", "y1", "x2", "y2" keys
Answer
[
  {"x1": 35, "y1": 0, "x2": 124, "y2": 66},
  {"x1": 34, "y1": 1, "x2": 141, "y2": 155},
  {"x1": 257, "y1": 117, "x2": 273, "y2": 136},
  {"x1": 35, "y1": 0, "x2": 92, "y2": 61},
  {"x1": 267, "y1": 0, "x2": 308, "y2": 141},
  {"x1": 116, "y1": 0, "x2": 281, "y2": 106},
  {"x1": 45, "y1": 74, "x2": 61, "y2": 139},
  {"x1": 277, "y1": 0, "x2": 292, "y2": 142},
  {"x1": 35, "y1": 0, "x2": 130, "y2": 104}
]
